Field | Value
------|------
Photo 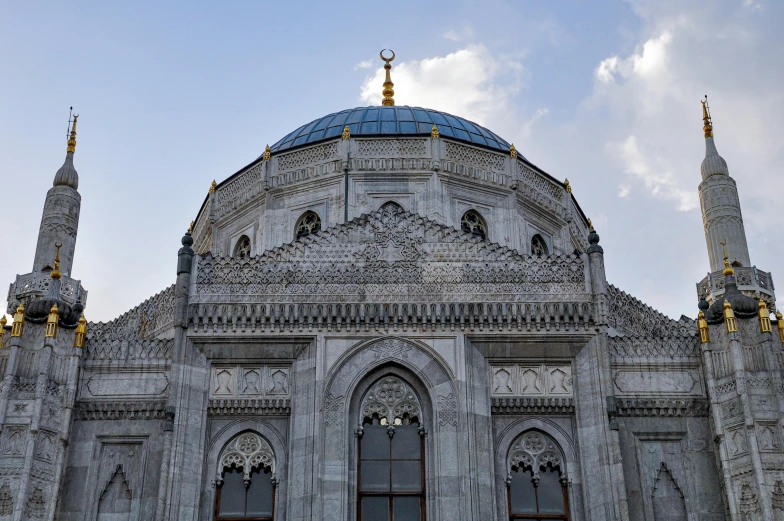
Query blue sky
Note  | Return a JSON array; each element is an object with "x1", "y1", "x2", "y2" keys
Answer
[{"x1": 2, "y1": 0, "x2": 782, "y2": 322}]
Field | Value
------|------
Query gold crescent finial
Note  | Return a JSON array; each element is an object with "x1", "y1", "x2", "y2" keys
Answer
[
  {"x1": 702, "y1": 95, "x2": 713, "y2": 138},
  {"x1": 67, "y1": 114, "x2": 79, "y2": 153},
  {"x1": 720, "y1": 239, "x2": 734, "y2": 276},
  {"x1": 380, "y1": 49, "x2": 395, "y2": 63},
  {"x1": 380, "y1": 49, "x2": 395, "y2": 106}
]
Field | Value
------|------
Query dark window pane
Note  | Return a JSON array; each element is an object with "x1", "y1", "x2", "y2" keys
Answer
[
  {"x1": 218, "y1": 467, "x2": 246, "y2": 517},
  {"x1": 246, "y1": 467, "x2": 274, "y2": 517},
  {"x1": 361, "y1": 426, "x2": 390, "y2": 460},
  {"x1": 393, "y1": 496, "x2": 421, "y2": 521},
  {"x1": 360, "y1": 461, "x2": 390, "y2": 491},
  {"x1": 391, "y1": 425, "x2": 420, "y2": 460},
  {"x1": 537, "y1": 467, "x2": 565, "y2": 514},
  {"x1": 391, "y1": 461, "x2": 421, "y2": 492},
  {"x1": 510, "y1": 468, "x2": 537, "y2": 514},
  {"x1": 361, "y1": 496, "x2": 390, "y2": 521}
]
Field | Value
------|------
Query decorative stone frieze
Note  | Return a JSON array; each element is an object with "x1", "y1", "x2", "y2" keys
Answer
[
  {"x1": 209, "y1": 365, "x2": 290, "y2": 399},
  {"x1": 490, "y1": 363, "x2": 573, "y2": 397},
  {"x1": 608, "y1": 284, "x2": 696, "y2": 338},
  {"x1": 207, "y1": 398, "x2": 291, "y2": 416},
  {"x1": 615, "y1": 398, "x2": 709, "y2": 417},
  {"x1": 74, "y1": 400, "x2": 167, "y2": 421},
  {"x1": 87, "y1": 284, "x2": 175, "y2": 342},
  {"x1": 491, "y1": 396, "x2": 575, "y2": 414}
]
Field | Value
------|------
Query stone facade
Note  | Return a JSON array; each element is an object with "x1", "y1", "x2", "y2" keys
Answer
[{"x1": 1, "y1": 103, "x2": 780, "y2": 521}]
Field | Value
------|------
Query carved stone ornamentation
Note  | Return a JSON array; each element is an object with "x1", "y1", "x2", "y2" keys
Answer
[
  {"x1": 508, "y1": 431, "x2": 564, "y2": 479},
  {"x1": 217, "y1": 432, "x2": 275, "y2": 483},
  {"x1": 490, "y1": 364, "x2": 572, "y2": 397},
  {"x1": 361, "y1": 376, "x2": 422, "y2": 425}
]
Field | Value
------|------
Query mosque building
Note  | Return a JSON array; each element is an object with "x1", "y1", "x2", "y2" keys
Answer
[{"x1": 1, "y1": 51, "x2": 781, "y2": 521}]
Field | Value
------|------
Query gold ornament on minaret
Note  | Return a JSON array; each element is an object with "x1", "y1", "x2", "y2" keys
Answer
[
  {"x1": 51, "y1": 243, "x2": 62, "y2": 280},
  {"x1": 720, "y1": 240, "x2": 734, "y2": 277},
  {"x1": 564, "y1": 178, "x2": 572, "y2": 193},
  {"x1": 701, "y1": 95, "x2": 713, "y2": 138},
  {"x1": 66, "y1": 114, "x2": 78, "y2": 153},
  {"x1": 11, "y1": 305, "x2": 25, "y2": 338},
  {"x1": 777, "y1": 311, "x2": 784, "y2": 342},
  {"x1": 74, "y1": 315, "x2": 87, "y2": 348},
  {"x1": 759, "y1": 299, "x2": 772, "y2": 333},
  {"x1": 380, "y1": 49, "x2": 396, "y2": 106},
  {"x1": 697, "y1": 310, "x2": 710, "y2": 343},
  {"x1": 723, "y1": 300, "x2": 737, "y2": 333},
  {"x1": 45, "y1": 304, "x2": 59, "y2": 338},
  {"x1": 0, "y1": 315, "x2": 6, "y2": 346}
]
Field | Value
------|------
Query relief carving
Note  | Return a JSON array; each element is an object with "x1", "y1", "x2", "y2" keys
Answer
[
  {"x1": 210, "y1": 365, "x2": 290, "y2": 399},
  {"x1": 490, "y1": 364, "x2": 572, "y2": 397},
  {"x1": 85, "y1": 372, "x2": 169, "y2": 397},
  {"x1": 613, "y1": 371, "x2": 699, "y2": 396}
]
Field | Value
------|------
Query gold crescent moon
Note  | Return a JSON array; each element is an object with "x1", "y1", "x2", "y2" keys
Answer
[{"x1": 380, "y1": 49, "x2": 395, "y2": 63}]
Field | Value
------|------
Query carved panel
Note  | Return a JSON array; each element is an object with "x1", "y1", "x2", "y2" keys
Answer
[
  {"x1": 83, "y1": 372, "x2": 169, "y2": 398},
  {"x1": 87, "y1": 285, "x2": 175, "y2": 343},
  {"x1": 91, "y1": 437, "x2": 148, "y2": 521},
  {"x1": 209, "y1": 365, "x2": 291, "y2": 399},
  {"x1": 356, "y1": 139, "x2": 427, "y2": 156},
  {"x1": 517, "y1": 162, "x2": 564, "y2": 200},
  {"x1": 445, "y1": 142, "x2": 505, "y2": 173},
  {"x1": 490, "y1": 364, "x2": 572, "y2": 397},
  {"x1": 276, "y1": 142, "x2": 338, "y2": 172},
  {"x1": 613, "y1": 370, "x2": 701, "y2": 396}
]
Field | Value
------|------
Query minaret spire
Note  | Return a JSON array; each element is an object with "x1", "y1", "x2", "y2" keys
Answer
[
  {"x1": 380, "y1": 49, "x2": 395, "y2": 106},
  {"x1": 697, "y1": 98, "x2": 752, "y2": 272},
  {"x1": 66, "y1": 113, "x2": 78, "y2": 153}
]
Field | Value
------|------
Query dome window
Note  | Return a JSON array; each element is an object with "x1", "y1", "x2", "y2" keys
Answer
[
  {"x1": 233, "y1": 235, "x2": 251, "y2": 259},
  {"x1": 531, "y1": 234, "x2": 548, "y2": 256},
  {"x1": 461, "y1": 210, "x2": 487, "y2": 240},
  {"x1": 295, "y1": 211, "x2": 322, "y2": 239}
]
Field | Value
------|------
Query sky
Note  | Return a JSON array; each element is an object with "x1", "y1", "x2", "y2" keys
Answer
[{"x1": 1, "y1": 0, "x2": 782, "y2": 323}]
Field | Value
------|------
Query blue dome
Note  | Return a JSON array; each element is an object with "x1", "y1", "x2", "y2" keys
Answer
[{"x1": 268, "y1": 106, "x2": 521, "y2": 158}]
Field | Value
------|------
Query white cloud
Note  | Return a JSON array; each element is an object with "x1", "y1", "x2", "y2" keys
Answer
[
  {"x1": 618, "y1": 185, "x2": 631, "y2": 198},
  {"x1": 359, "y1": 45, "x2": 527, "y2": 127},
  {"x1": 354, "y1": 60, "x2": 374, "y2": 70},
  {"x1": 443, "y1": 30, "x2": 461, "y2": 41}
]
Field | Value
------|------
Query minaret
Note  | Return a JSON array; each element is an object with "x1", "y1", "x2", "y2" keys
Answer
[
  {"x1": 698, "y1": 98, "x2": 752, "y2": 271},
  {"x1": 32, "y1": 114, "x2": 82, "y2": 276}
]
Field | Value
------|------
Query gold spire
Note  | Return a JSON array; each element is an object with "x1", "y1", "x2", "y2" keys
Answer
[
  {"x1": 51, "y1": 243, "x2": 62, "y2": 280},
  {"x1": 564, "y1": 178, "x2": 572, "y2": 193},
  {"x1": 510, "y1": 144, "x2": 518, "y2": 159},
  {"x1": 776, "y1": 311, "x2": 784, "y2": 342},
  {"x1": 723, "y1": 300, "x2": 737, "y2": 333},
  {"x1": 11, "y1": 305, "x2": 25, "y2": 338},
  {"x1": 262, "y1": 145, "x2": 271, "y2": 161},
  {"x1": 209, "y1": 180, "x2": 217, "y2": 194},
  {"x1": 74, "y1": 315, "x2": 87, "y2": 348},
  {"x1": 342, "y1": 126, "x2": 351, "y2": 140},
  {"x1": 0, "y1": 315, "x2": 6, "y2": 346},
  {"x1": 380, "y1": 49, "x2": 396, "y2": 106},
  {"x1": 45, "y1": 304, "x2": 59, "y2": 338},
  {"x1": 587, "y1": 218, "x2": 594, "y2": 231},
  {"x1": 759, "y1": 299, "x2": 772, "y2": 333},
  {"x1": 720, "y1": 240, "x2": 734, "y2": 276},
  {"x1": 701, "y1": 96, "x2": 713, "y2": 138},
  {"x1": 698, "y1": 310, "x2": 710, "y2": 343},
  {"x1": 431, "y1": 125, "x2": 439, "y2": 139},
  {"x1": 66, "y1": 114, "x2": 78, "y2": 153}
]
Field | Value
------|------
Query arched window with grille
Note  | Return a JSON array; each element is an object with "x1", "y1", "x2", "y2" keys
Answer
[
  {"x1": 295, "y1": 211, "x2": 322, "y2": 239},
  {"x1": 461, "y1": 210, "x2": 487, "y2": 240},
  {"x1": 531, "y1": 234, "x2": 548, "y2": 256},
  {"x1": 357, "y1": 376, "x2": 425, "y2": 521},
  {"x1": 233, "y1": 235, "x2": 251, "y2": 259},
  {"x1": 507, "y1": 430, "x2": 569, "y2": 520},
  {"x1": 214, "y1": 432, "x2": 276, "y2": 520}
]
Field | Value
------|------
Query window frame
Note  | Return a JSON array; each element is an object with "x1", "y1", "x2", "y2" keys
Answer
[
  {"x1": 214, "y1": 466, "x2": 276, "y2": 521},
  {"x1": 294, "y1": 210, "x2": 322, "y2": 239},
  {"x1": 506, "y1": 464, "x2": 570, "y2": 520},
  {"x1": 461, "y1": 209, "x2": 488, "y2": 240},
  {"x1": 233, "y1": 235, "x2": 252, "y2": 259},
  {"x1": 530, "y1": 234, "x2": 549, "y2": 256}
]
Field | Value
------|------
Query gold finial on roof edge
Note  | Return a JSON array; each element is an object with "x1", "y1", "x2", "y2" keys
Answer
[
  {"x1": 510, "y1": 144, "x2": 517, "y2": 159},
  {"x1": 564, "y1": 178, "x2": 572, "y2": 193},
  {"x1": 262, "y1": 145, "x2": 271, "y2": 161},
  {"x1": 189, "y1": 221, "x2": 195, "y2": 234},
  {"x1": 587, "y1": 218, "x2": 594, "y2": 231},
  {"x1": 702, "y1": 95, "x2": 713, "y2": 138},
  {"x1": 380, "y1": 49, "x2": 395, "y2": 106},
  {"x1": 431, "y1": 125, "x2": 439, "y2": 139},
  {"x1": 209, "y1": 180, "x2": 217, "y2": 194},
  {"x1": 66, "y1": 114, "x2": 78, "y2": 153},
  {"x1": 342, "y1": 126, "x2": 350, "y2": 140}
]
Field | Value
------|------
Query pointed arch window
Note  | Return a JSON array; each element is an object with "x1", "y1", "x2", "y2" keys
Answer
[
  {"x1": 507, "y1": 431, "x2": 570, "y2": 520},
  {"x1": 295, "y1": 211, "x2": 321, "y2": 239},
  {"x1": 531, "y1": 234, "x2": 548, "y2": 256},
  {"x1": 214, "y1": 432, "x2": 276, "y2": 520},
  {"x1": 461, "y1": 210, "x2": 487, "y2": 240},
  {"x1": 357, "y1": 376, "x2": 425, "y2": 521},
  {"x1": 233, "y1": 235, "x2": 251, "y2": 259}
]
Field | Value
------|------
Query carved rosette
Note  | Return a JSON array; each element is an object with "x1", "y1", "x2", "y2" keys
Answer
[
  {"x1": 217, "y1": 432, "x2": 275, "y2": 484},
  {"x1": 360, "y1": 376, "x2": 422, "y2": 426},
  {"x1": 507, "y1": 431, "x2": 565, "y2": 483}
]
